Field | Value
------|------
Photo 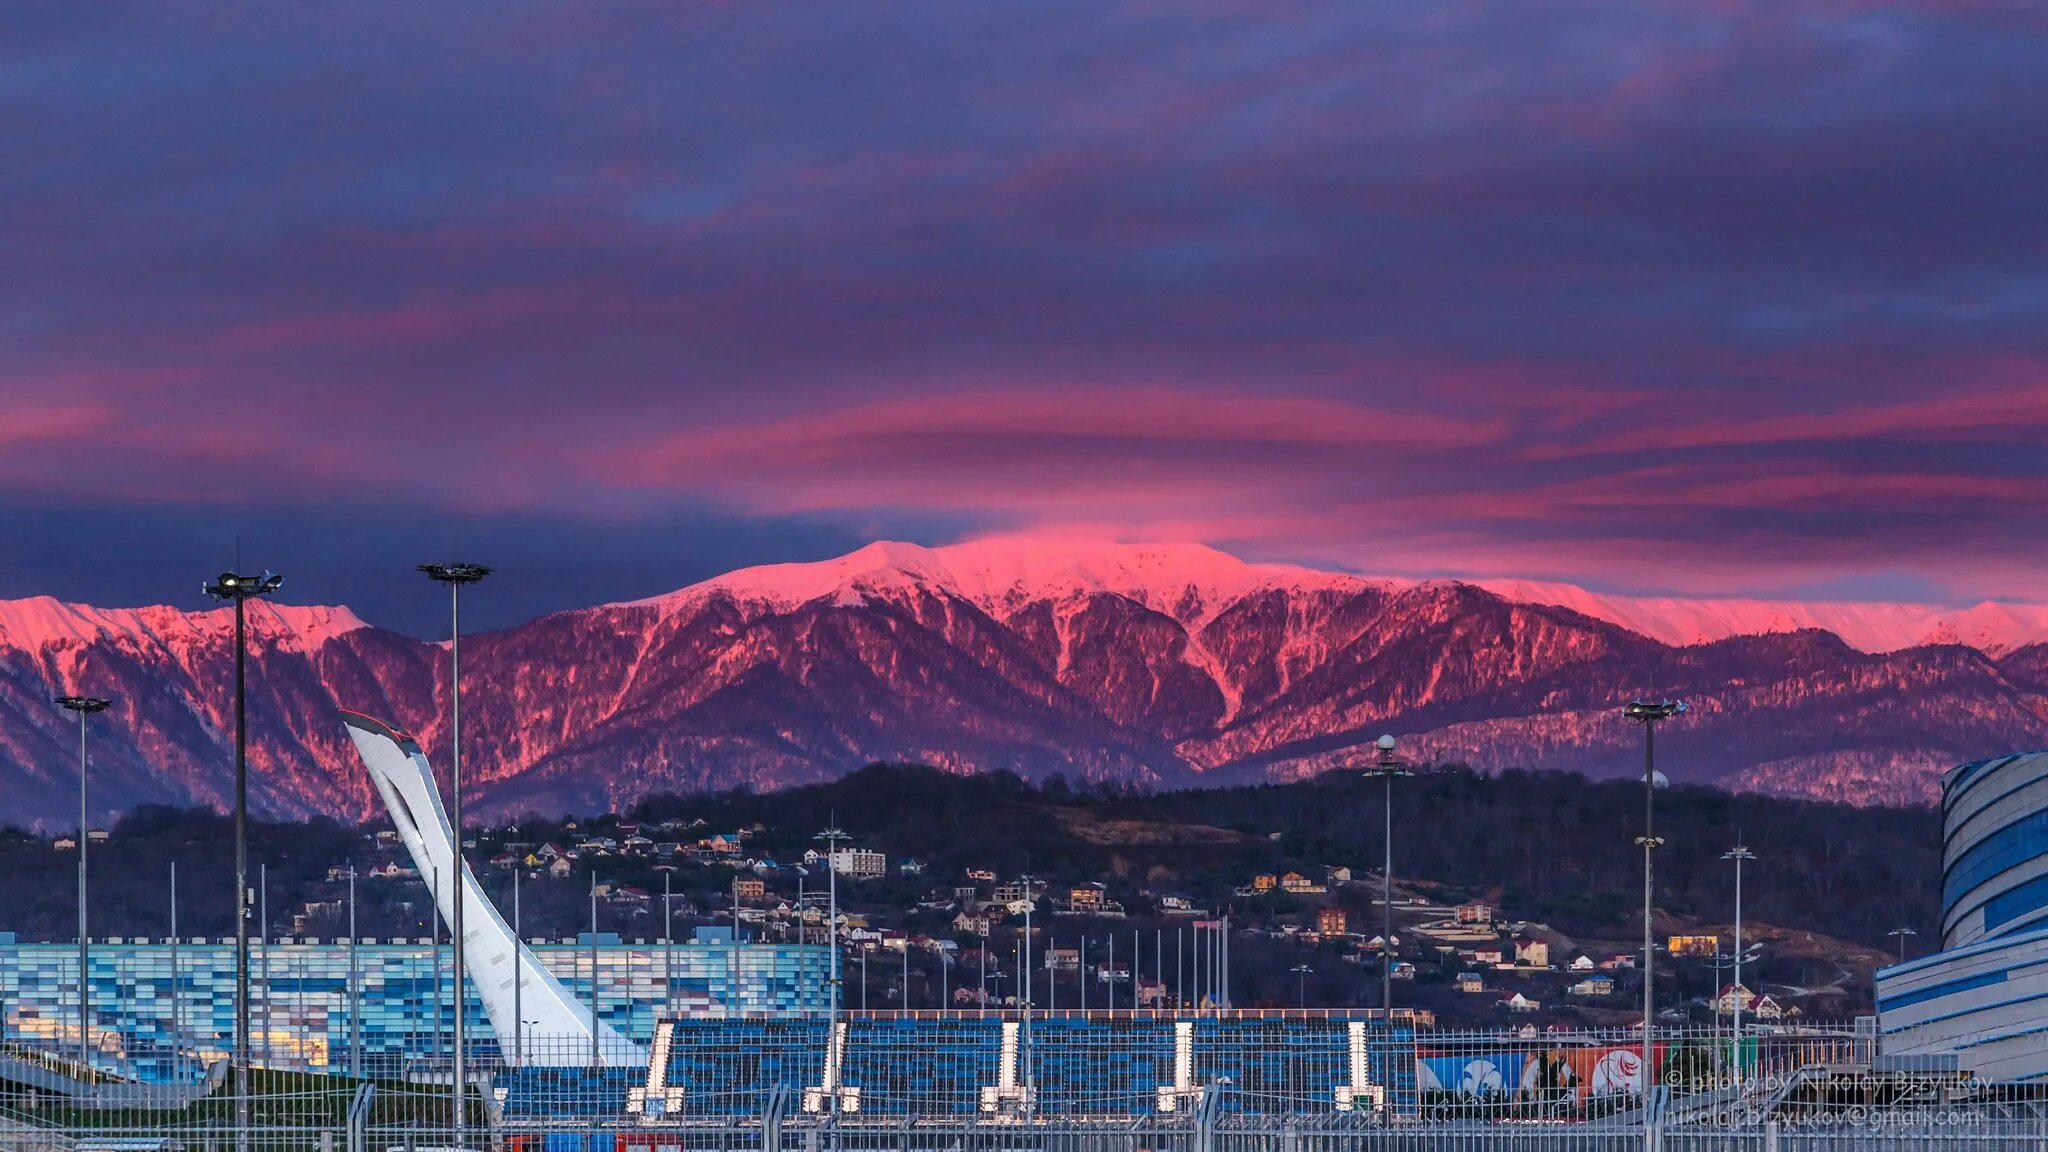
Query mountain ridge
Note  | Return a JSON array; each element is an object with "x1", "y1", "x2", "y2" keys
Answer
[{"x1": 2, "y1": 536, "x2": 2044, "y2": 827}]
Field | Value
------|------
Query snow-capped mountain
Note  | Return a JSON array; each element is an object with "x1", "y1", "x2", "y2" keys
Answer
[
  {"x1": 1, "y1": 537, "x2": 2042, "y2": 827},
  {"x1": 1475, "y1": 580, "x2": 2048, "y2": 656}
]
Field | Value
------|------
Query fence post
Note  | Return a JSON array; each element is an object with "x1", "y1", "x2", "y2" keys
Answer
[{"x1": 1763, "y1": 1118, "x2": 1779, "y2": 1152}]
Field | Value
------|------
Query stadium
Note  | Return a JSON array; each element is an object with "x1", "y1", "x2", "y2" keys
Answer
[{"x1": 3, "y1": 720, "x2": 2046, "y2": 1150}]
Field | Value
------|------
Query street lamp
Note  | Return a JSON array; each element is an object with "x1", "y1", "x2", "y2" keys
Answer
[
  {"x1": 203, "y1": 568, "x2": 281, "y2": 1134},
  {"x1": 1623, "y1": 697, "x2": 1683, "y2": 1140},
  {"x1": 1721, "y1": 841, "x2": 1757, "y2": 1082},
  {"x1": 418, "y1": 560, "x2": 490, "y2": 1143},
  {"x1": 1364, "y1": 734, "x2": 1412, "y2": 1016},
  {"x1": 1290, "y1": 963, "x2": 1314, "y2": 1009},
  {"x1": 1888, "y1": 926, "x2": 1917, "y2": 964},
  {"x1": 55, "y1": 694, "x2": 111, "y2": 1071}
]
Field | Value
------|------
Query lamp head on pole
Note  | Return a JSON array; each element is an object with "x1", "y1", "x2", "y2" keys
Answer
[
  {"x1": 1623, "y1": 698, "x2": 1687, "y2": 724},
  {"x1": 1365, "y1": 733, "x2": 1413, "y2": 778},
  {"x1": 55, "y1": 695, "x2": 112, "y2": 715},
  {"x1": 204, "y1": 571, "x2": 283, "y2": 602},
  {"x1": 418, "y1": 562, "x2": 494, "y2": 586}
]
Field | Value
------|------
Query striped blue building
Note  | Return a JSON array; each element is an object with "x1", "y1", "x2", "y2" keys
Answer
[
  {"x1": 0, "y1": 938, "x2": 830, "y2": 1082},
  {"x1": 1876, "y1": 750, "x2": 2048, "y2": 1082}
]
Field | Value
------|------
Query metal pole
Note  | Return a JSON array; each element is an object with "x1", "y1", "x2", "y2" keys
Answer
[
  {"x1": 170, "y1": 863, "x2": 179, "y2": 1077},
  {"x1": 1383, "y1": 771, "x2": 1394, "y2": 1012},
  {"x1": 1079, "y1": 938, "x2": 1087, "y2": 1012},
  {"x1": 349, "y1": 867, "x2": 360, "y2": 1079},
  {"x1": 664, "y1": 872, "x2": 674, "y2": 1018},
  {"x1": 259, "y1": 862, "x2": 268, "y2": 1070},
  {"x1": 76, "y1": 706, "x2": 89, "y2": 1072},
  {"x1": 1732, "y1": 850, "x2": 1744, "y2": 1084},
  {"x1": 1642, "y1": 720, "x2": 1657, "y2": 1151},
  {"x1": 449, "y1": 578, "x2": 464, "y2": 1144},
  {"x1": 233, "y1": 594, "x2": 251, "y2": 1135},
  {"x1": 512, "y1": 867, "x2": 522, "y2": 1065},
  {"x1": 589, "y1": 878, "x2": 599, "y2": 1069}
]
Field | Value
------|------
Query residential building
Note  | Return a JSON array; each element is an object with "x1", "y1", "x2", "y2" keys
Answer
[
  {"x1": 1067, "y1": 883, "x2": 1106, "y2": 912},
  {"x1": 1454, "y1": 902, "x2": 1493, "y2": 926},
  {"x1": 1500, "y1": 992, "x2": 1541, "y2": 1013},
  {"x1": 1455, "y1": 972, "x2": 1486, "y2": 993},
  {"x1": 1279, "y1": 872, "x2": 1326, "y2": 895},
  {"x1": 1668, "y1": 935, "x2": 1719, "y2": 958},
  {"x1": 830, "y1": 847, "x2": 888, "y2": 878},
  {"x1": 1251, "y1": 874, "x2": 1278, "y2": 893},
  {"x1": 1316, "y1": 907, "x2": 1349, "y2": 936},
  {"x1": 1512, "y1": 937, "x2": 1549, "y2": 967},
  {"x1": 1569, "y1": 974, "x2": 1616, "y2": 997},
  {"x1": 1714, "y1": 984, "x2": 1757, "y2": 1016},
  {"x1": 734, "y1": 878, "x2": 766, "y2": 900},
  {"x1": 1389, "y1": 961, "x2": 1416, "y2": 981}
]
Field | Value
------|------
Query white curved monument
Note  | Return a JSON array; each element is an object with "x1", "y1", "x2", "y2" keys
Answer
[{"x1": 342, "y1": 710, "x2": 644, "y2": 1067}]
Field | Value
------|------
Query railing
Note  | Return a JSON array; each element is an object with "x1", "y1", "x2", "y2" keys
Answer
[{"x1": 1, "y1": 1020, "x2": 2043, "y2": 1148}]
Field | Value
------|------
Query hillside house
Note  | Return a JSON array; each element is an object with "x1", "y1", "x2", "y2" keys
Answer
[
  {"x1": 1513, "y1": 937, "x2": 1550, "y2": 967},
  {"x1": 734, "y1": 878, "x2": 766, "y2": 900},
  {"x1": 1067, "y1": 883, "x2": 1107, "y2": 912},
  {"x1": 1568, "y1": 954, "x2": 1597, "y2": 972},
  {"x1": 1500, "y1": 992, "x2": 1541, "y2": 1012},
  {"x1": 1390, "y1": 961, "x2": 1417, "y2": 980},
  {"x1": 1715, "y1": 984, "x2": 1757, "y2": 1015},
  {"x1": 1279, "y1": 872, "x2": 1326, "y2": 895},
  {"x1": 1455, "y1": 902, "x2": 1493, "y2": 926},
  {"x1": 1569, "y1": 974, "x2": 1616, "y2": 997},
  {"x1": 1316, "y1": 907, "x2": 1349, "y2": 936},
  {"x1": 1668, "y1": 935, "x2": 1718, "y2": 958},
  {"x1": 1456, "y1": 972, "x2": 1486, "y2": 993}
]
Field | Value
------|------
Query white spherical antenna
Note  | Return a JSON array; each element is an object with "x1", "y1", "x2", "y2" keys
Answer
[
  {"x1": 1375, "y1": 734, "x2": 1398, "y2": 752},
  {"x1": 1652, "y1": 770, "x2": 1670, "y2": 789}
]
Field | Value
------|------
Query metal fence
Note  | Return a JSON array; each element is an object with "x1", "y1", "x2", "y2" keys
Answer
[{"x1": 3, "y1": 1017, "x2": 2045, "y2": 1151}]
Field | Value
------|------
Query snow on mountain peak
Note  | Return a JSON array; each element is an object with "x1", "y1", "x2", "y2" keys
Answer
[
  {"x1": 1474, "y1": 580, "x2": 2048, "y2": 655},
  {"x1": 0, "y1": 596, "x2": 370, "y2": 654},
  {"x1": 634, "y1": 536, "x2": 1370, "y2": 620}
]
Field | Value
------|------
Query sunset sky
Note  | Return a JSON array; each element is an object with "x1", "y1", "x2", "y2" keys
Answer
[{"x1": 5, "y1": 2, "x2": 2046, "y2": 634}]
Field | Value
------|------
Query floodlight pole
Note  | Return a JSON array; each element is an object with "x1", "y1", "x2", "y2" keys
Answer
[
  {"x1": 204, "y1": 569, "x2": 281, "y2": 1146},
  {"x1": 56, "y1": 694, "x2": 111, "y2": 1072},
  {"x1": 419, "y1": 561, "x2": 490, "y2": 1144},
  {"x1": 1722, "y1": 842, "x2": 1756, "y2": 1084},
  {"x1": 815, "y1": 822, "x2": 850, "y2": 1113},
  {"x1": 1889, "y1": 926, "x2": 1917, "y2": 964},
  {"x1": 1364, "y1": 736, "x2": 1412, "y2": 1016},
  {"x1": 1624, "y1": 697, "x2": 1684, "y2": 1152}
]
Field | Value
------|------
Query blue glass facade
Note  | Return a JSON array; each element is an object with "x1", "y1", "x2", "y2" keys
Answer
[{"x1": 0, "y1": 939, "x2": 830, "y2": 1081}]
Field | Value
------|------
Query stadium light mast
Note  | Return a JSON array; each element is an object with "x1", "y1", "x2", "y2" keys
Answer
[
  {"x1": 1290, "y1": 963, "x2": 1314, "y2": 1009},
  {"x1": 815, "y1": 821, "x2": 851, "y2": 1112},
  {"x1": 1888, "y1": 925, "x2": 1917, "y2": 964},
  {"x1": 1364, "y1": 734, "x2": 1412, "y2": 1016},
  {"x1": 55, "y1": 694, "x2": 111, "y2": 1072},
  {"x1": 1721, "y1": 841, "x2": 1757, "y2": 1083},
  {"x1": 203, "y1": 568, "x2": 281, "y2": 1140},
  {"x1": 1624, "y1": 697, "x2": 1683, "y2": 1143},
  {"x1": 418, "y1": 560, "x2": 490, "y2": 1143}
]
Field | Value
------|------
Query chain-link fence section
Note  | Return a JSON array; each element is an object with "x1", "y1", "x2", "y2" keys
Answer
[{"x1": 3, "y1": 1016, "x2": 2044, "y2": 1151}]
